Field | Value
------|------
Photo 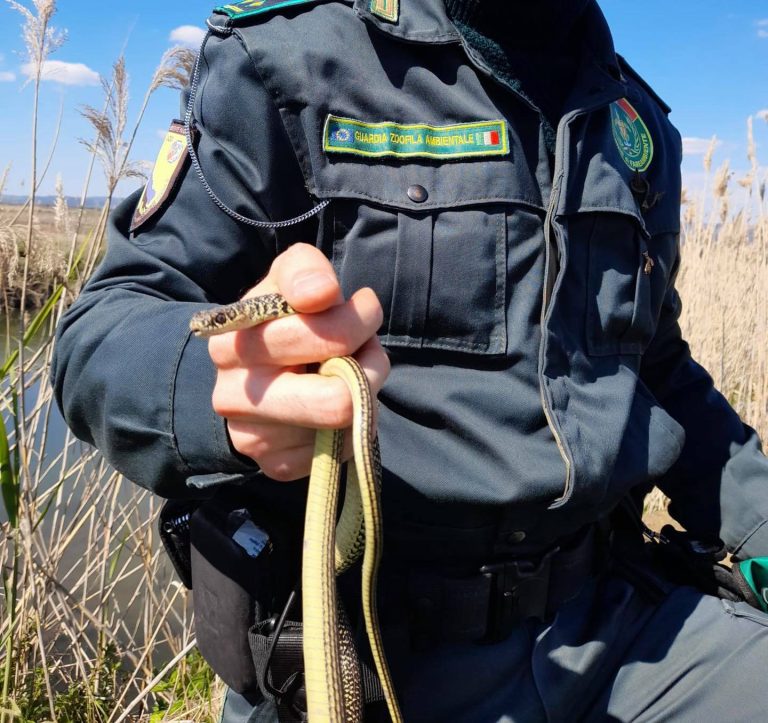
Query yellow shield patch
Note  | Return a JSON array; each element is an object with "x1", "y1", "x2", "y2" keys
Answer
[{"x1": 130, "y1": 120, "x2": 189, "y2": 232}]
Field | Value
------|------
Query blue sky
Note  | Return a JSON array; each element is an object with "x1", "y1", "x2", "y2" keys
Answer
[{"x1": 0, "y1": 0, "x2": 766, "y2": 198}]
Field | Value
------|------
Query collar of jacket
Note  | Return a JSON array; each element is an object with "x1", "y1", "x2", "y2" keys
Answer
[
  {"x1": 442, "y1": 0, "x2": 591, "y2": 48},
  {"x1": 353, "y1": 0, "x2": 623, "y2": 79},
  {"x1": 352, "y1": 0, "x2": 619, "y2": 67}
]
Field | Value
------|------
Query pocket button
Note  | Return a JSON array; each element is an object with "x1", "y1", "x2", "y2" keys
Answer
[{"x1": 407, "y1": 184, "x2": 429, "y2": 203}]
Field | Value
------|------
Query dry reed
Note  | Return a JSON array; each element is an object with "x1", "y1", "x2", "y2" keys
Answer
[
  {"x1": 644, "y1": 122, "x2": 768, "y2": 514},
  {"x1": 1, "y1": 4, "x2": 211, "y2": 719},
  {"x1": 0, "y1": 7, "x2": 765, "y2": 718}
]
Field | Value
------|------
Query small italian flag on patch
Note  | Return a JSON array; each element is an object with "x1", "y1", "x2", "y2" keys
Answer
[{"x1": 477, "y1": 130, "x2": 500, "y2": 146}]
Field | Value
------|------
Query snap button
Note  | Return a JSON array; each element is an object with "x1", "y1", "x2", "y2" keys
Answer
[
  {"x1": 407, "y1": 184, "x2": 428, "y2": 203},
  {"x1": 630, "y1": 174, "x2": 649, "y2": 196},
  {"x1": 506, "y1": 530, "x2": 527, "y2": 544}
]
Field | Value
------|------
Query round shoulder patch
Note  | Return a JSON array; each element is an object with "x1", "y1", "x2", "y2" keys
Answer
[{"x1": 610, "y1": 98, "x2": 654, "y2": 173}]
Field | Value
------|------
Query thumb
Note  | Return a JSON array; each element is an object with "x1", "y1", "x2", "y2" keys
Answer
[{"x1": 246, "y1": 243, "x2": 343, "y2": 313}]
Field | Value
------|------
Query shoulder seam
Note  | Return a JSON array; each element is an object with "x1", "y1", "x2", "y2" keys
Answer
[{"x1": 617, "y1": 54, "x2": 671, "y2": 115}]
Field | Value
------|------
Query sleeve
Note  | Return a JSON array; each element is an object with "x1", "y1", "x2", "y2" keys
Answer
[
  {"x1": 50, "y1": 29, "x2": 314, "y2": 498},
  {"x1": 640, "y1": 251, "x2": 768, "y2": 559}
]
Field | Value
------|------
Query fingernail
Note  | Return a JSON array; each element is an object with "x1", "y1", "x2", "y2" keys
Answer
[{"x1": 292, "y1": 271, "x2": 336, "y2": 297}]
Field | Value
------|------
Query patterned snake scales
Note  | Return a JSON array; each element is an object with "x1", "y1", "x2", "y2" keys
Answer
[{"x1": 190, "y1": 293, "x2": 403, "y2": 723}]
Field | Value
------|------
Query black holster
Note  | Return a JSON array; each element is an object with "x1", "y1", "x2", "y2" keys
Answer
[{"x1": 159, "y1": 489, "x2": 304, "y2": 699}]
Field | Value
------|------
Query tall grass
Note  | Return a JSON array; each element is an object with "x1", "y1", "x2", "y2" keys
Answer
[
  {"x1": 679, "y1": 180, "x2": 768, "y2": 439},
  {"x1": 0, "y1": 2, "x2": 212, "y2": 721},
  {"x1": 0, "y1": 2, "x2": 765, "y2": 720},
  {"x1": 645, "y1": 131, "x2": 768, "y2": 514}
]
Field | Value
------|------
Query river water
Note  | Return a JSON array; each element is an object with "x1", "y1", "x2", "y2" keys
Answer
[{"x1": 0, "y1": 313, "x2": 189, "y2": 663}]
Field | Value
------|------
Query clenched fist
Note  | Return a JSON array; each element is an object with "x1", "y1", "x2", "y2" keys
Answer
[{"x1": 208, "y1": 243, "x2": 390, "y2": 481}]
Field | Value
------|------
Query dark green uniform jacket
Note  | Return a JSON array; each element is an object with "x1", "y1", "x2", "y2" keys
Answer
[{"x1": 52, "y1": 0, "x2": 768, "y2": 559}]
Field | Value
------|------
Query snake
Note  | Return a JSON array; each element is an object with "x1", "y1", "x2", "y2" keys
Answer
[{"x1": 190, "y1": 293, "x2": 403, "y2": 723}]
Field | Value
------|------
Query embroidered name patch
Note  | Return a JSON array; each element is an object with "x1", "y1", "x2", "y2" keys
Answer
[
  {"x1": 323, "y1": 116, "x2": 509, "y2": 160},
  {"x1": 130, "y1": 121, "x2": 188, "y2": 233},
  {"x1": 214, "y1": 0, "x2": 322, "y2": 21},
  {"x1": 610, "y1": 98, "x2": 653, "y2": 172}
]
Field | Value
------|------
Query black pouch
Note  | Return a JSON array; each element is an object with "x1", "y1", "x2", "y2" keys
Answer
[
  {"x1": 158, "y1": 499, "x2": 198, "y2": 589},
  {"x1": 190, "y1": 490, "x2": 301, "y2": 695}
]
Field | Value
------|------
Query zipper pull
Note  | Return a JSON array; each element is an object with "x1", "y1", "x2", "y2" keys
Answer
[{"x1": 642, "y1": 251, "x2": 655, "y2": 276}]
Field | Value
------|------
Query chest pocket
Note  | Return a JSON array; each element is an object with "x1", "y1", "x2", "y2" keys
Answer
[{"x1": 328, "y1": 173, "x2": 512, "y2": 356}]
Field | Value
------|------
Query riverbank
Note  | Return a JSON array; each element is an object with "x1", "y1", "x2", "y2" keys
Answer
[{"x1": 0, "y1": 203, "x2": 102, "y2": 310}]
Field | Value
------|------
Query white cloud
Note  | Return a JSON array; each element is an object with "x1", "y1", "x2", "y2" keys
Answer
[
  {"x1": 0, "y1": 71, "x2": 15, "y2": 82},
  {"x1": 169, "y1": 25, "x2": 206, "y2": 47},
  {"x1": 757, "y1": 18, "x2": 768, "y2": 37},
  {"x1": 21, "y1": 60, "x2": 99, "y2": 86},
  {"x1": 682, "y1": 137, "x2": 722, "y2": 156},
  {"x1": 757, "y1": 109, "x2": 768, "y2": 123}
]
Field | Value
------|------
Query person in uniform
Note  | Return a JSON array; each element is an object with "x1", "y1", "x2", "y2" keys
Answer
[{"x1": 52, "y1": 0, "x2": 768, "y2": 721}]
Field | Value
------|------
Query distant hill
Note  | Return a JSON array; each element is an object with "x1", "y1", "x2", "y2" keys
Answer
[{"x1": 0, "y1": 195, "x2": 123, "y2": 209}]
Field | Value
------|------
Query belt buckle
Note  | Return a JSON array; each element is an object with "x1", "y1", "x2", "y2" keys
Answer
[{"x1": 479, "y1": 547, "x2": 557, "y2": 642}]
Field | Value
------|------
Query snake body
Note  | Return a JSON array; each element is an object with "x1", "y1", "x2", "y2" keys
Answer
[{"x1": 191, "y1": 294, "x2": 403, "y2": 723}]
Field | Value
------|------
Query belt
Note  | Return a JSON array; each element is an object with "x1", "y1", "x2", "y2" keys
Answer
[{"x1": 380, "y1": 523, "x2": 604, "y2": 648}]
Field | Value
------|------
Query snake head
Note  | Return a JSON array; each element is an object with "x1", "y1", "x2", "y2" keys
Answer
[{"x1": 189, "y1": 308, "x2": 231, "y2": 337}]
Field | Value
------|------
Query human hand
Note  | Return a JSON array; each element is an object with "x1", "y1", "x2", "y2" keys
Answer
[{"x1": 208, "y1": 243, "x2": 389, "y2": 481}]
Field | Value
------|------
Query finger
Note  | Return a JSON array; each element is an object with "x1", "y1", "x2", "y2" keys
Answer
[
  {"x1": 213, "y1": 336, "x2": 390, "y2": 427},
  {"x1": 256, "y1": 444, "x2": 316, "y2": 482},
  {"x1": 245, "y1": 243, "x2": 343, "y2": 314},
  {"x1": 226, "y1": 420, "x2": 316, "y2": 461},
  {"x1": 211, "y1": 287, "x2": 383, "y2": 369},
  {"x1": 354, "y1": 334, "x2": 391, "y2": 396},
  {"x1": 256, "y1": 430, "x2": 353, "y2": 482},
  {"x1": 214, "y1": 368, "x2": 356, "y2": 428},
  {"x1": 213, "y1": 340, "x2": 389, "y2": 428}
]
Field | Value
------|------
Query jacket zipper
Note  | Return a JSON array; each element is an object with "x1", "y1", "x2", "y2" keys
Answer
[
  {"x1": 455, "y1": 37, "x2": 632, "y2": 506},
  {"x1": 539, "y1": 118, "x2": 573, "y2": 506}
]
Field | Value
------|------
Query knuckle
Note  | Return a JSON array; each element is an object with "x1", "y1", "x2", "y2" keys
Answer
[
  {"x1": 377, "y1": 348, "x2": 391, "y2": 376},
  {"x1": 258, "y1": 460, "x2": 282, "y2": 480},
  {"x1": 260, "y1": 457, "x2": 306, "y2": 482},
  {"x1": 245, "y1": 435, "x2": 272, "y2": 461},
  {"x1": 373, "y1": 298, "x2": 384, "y2": 325},
  {"x1": 227, "y1": 430, "x2": 254, "y2": 461},
  {"x1": 363, "y1": 289, "x2": 385, "y2": 324},
  {"x1": 281, "y1": 241, "x2": 311, "y2": 262},
  {"x1": 211, "y1": 384, "x2": 233, "y2": 416}
]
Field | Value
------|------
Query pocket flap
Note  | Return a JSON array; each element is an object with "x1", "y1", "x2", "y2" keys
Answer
[{"x1": 307, "y1": 117, "x2": 545, "y2": 212}]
